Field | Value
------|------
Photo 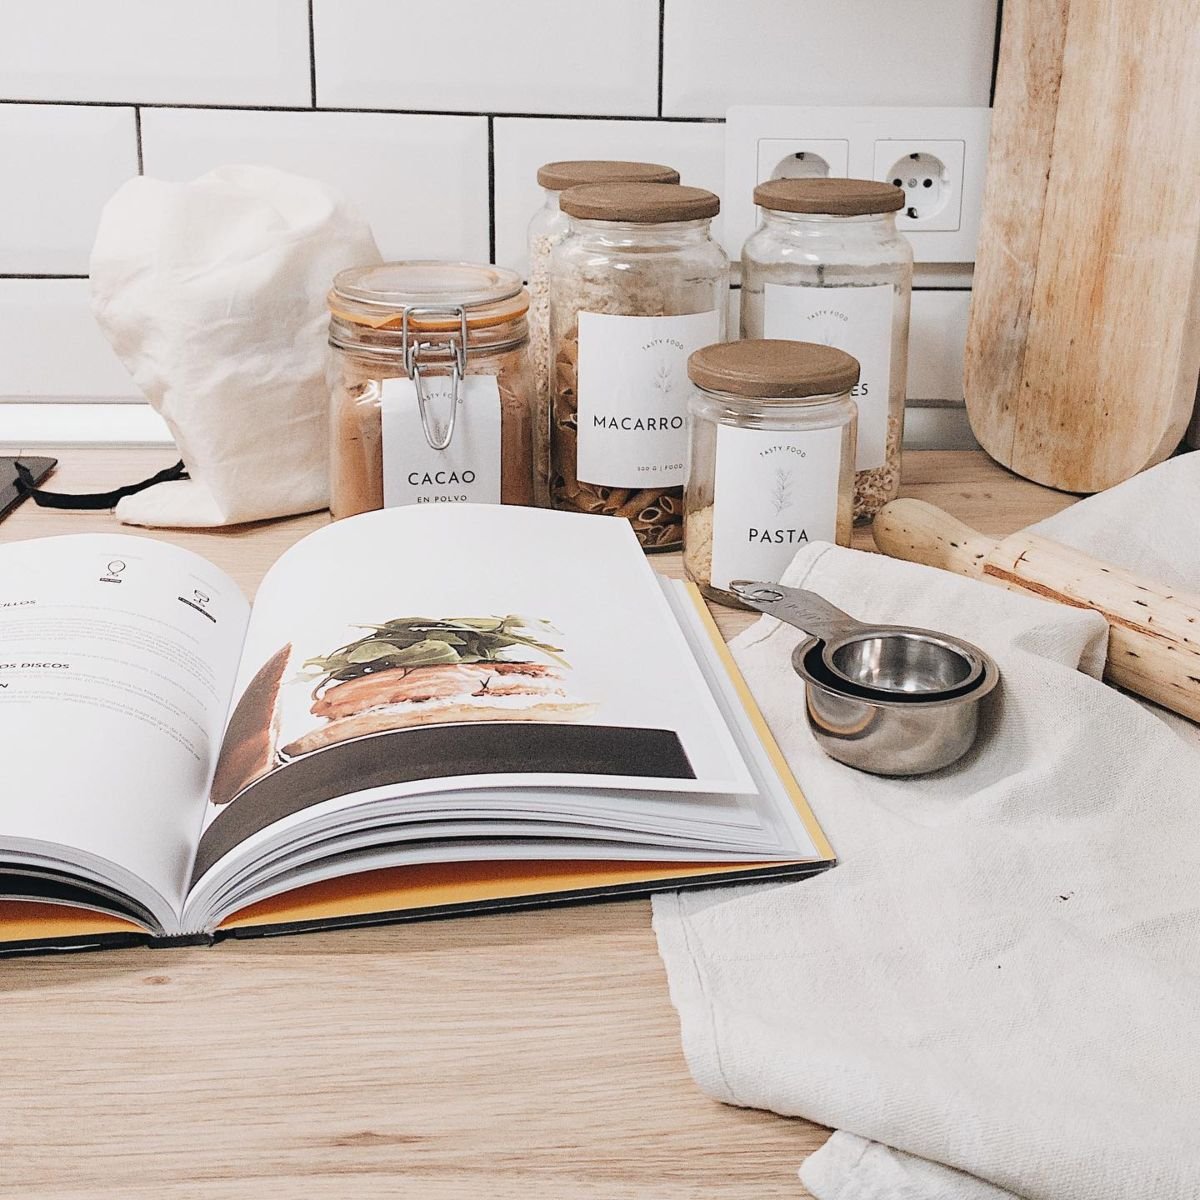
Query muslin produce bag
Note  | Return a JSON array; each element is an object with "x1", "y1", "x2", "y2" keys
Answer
[{"x1": 90, "y1": 165, "x2": 381, "y2": 526}]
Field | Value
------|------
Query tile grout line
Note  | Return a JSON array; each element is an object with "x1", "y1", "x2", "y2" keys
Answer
[
  {"x1": 988, "y1": 0, "x2": 1005, "y2": 106},
  {"x1": 657, "y1": 0, "x2": 666, "y2": 118},
  {"x1": 0, "y1": 96, "x2": 722, "y2": 123},
  {"x1": 306, "y1": 0, "x2": 317, "y2": 107},
  {"x1": 487, "y1": 116, "x2": 496, "y2": 265},
  {"x1": 0, "y1": 275, "x2": 966, "y2": 291}
]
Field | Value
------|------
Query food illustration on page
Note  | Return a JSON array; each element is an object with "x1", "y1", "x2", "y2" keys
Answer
[
  {"x1": 209, "y1": 614, "x2": 597, "y2": 805},
  {"x1": 288, "y1": 614, "x2": 596, "y2": 752}
]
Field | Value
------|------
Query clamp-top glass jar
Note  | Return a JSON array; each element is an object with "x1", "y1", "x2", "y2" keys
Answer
[
  {"x1": 328, "y1": 261, "x2": 535, "y2": 519},
  {"x1": 548, "y1": 182, "x2": 729, "y2": 552},
  {"x1": 740, "y1": 178, "x2": 912, "y2": 522},
  {"x1": 684, "y1": 339, "x2": 859, "y2": 608},
  {"x1": 528, "y1": 160, "x2": 680, "y2": 507}
]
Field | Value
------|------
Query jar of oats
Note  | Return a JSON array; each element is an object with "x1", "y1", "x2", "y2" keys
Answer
[
  {"x1": 548, "y1": 182, "x2": 729, "y2": 552},
  {"x1": 684, "y1": 340, "x2": 858, "y2": 608},
  {"x1": 328, "y1": 261, "x2": 534, "y2": 519},
  {"x1": 740, "y1": 178, "x2": 911, "y2": 522},
  {"x1": 528, "y1": 160, "x2": 680, "y2": 507}
]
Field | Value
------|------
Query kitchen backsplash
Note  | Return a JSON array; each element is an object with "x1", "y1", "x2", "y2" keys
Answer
[{"x1": 0, "y1": 0, "x2": 999, "y2": 444}]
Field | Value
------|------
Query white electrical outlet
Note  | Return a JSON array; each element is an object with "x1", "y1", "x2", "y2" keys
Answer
[
  {"x1": 874, "y1": 139, "x2": 965, "y2": 232},
  {"x1": 724, "y1": 106, "x2": 991, "y2": 264},
  {"x1": 756, "y1": 138, "x2": 849, "y2": 182}
]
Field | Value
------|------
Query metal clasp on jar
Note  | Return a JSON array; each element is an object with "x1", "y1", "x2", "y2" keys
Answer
[{"x1": 400, "y1": 304, "x2": 470, "y2": 451}]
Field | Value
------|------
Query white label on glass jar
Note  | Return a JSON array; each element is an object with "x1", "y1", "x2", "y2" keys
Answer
[
  {"x1": 763, "y1": 282, "x2": 893, "y2": 470},
  {"x1": 576, "y1": 309, "x2": 721, "y2": 487},
  {"x1": 380, "y1": 375, "x2": 502, "y2": 507},
  {"x1": 709, "y1": 423, "x2": 843, "y2": 592}
]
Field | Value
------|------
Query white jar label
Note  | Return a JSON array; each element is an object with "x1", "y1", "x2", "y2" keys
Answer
[
  {"x1": 381, "y1": 374, "x2": 502, "y2": 506},
  {"x1": 763, "y1": 282, "x2": 893, "y2": 471},
  {"x1": 709, "y1": 423, "x2": 843, "y2": 592},
  {"x1": 576, "y1": 309, "x2": 721, "y2": 487}
]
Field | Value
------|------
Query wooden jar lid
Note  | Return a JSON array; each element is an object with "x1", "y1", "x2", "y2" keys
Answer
[
  {"x1": 536, "y1": 160, "x2": 680, "y2": 190},
  {"x1": 688, "y1": 339, "x2": 861, "y2": 399},
  {"x1": 753, "y1": 178, "x2": 905, "y2": 216},
  {"x1": 560, "y1": 183, "x2": 720, "y2": 223}
]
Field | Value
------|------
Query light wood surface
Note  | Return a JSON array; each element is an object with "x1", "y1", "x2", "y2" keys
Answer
[
  {"x1": 965, "y1": 0, "x2": 1200, "y2": 493},
  {"x1": 0, "y1": 448, "x2": 1076, "y2": 1200}
]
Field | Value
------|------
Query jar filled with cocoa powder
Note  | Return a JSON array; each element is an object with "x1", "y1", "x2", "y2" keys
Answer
[
  {"x1": 548, "y1": 183, "x2": 729, "y2": 552},
  {"x1": 328, "y1": 262, "x2": 535, "y2": 519}
]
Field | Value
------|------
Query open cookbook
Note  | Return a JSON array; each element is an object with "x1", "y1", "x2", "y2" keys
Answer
[{"x1": 0, "y1": 504, "x2": 833, "y2": 954}]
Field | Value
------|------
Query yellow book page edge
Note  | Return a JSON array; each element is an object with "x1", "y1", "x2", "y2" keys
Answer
[
  {"x1": 680, "y1": 581, "x2": 835, "y2": 863},
  {"x1": 0, "y1": 901, "x2": 142, "y2": 944}
]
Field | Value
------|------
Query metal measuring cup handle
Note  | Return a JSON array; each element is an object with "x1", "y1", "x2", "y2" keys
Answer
[{"x1": 729, "y1": 580, "x2": 863, "y2": 643}]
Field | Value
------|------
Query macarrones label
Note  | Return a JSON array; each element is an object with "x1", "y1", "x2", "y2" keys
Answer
[
  {"x1": 763, "y1": 282, "x2": 893, "y2": 471},
  {"x1": 575, "y1": 309, "x2": 721, "y2": 488}
]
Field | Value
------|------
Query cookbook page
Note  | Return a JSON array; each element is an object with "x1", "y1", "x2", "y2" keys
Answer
[
  {"x1": 192, "y1": 505, "x2": 757, "y2": 890},
  {"x1": 0, "y1": 534, "x2": 248, "y2": 926}
]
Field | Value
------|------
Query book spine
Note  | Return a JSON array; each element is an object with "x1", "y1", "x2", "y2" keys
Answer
[{"x1": 145, "y1": 931, "x2": 216, "y2": 948}]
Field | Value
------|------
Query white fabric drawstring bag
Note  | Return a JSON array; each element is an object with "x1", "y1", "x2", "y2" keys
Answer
[{"x1": 89, "y1": 165, "x2": 381, "y2": 527}]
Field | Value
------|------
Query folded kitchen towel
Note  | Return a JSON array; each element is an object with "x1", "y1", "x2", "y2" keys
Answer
[{"x1": 652, "y1": 451, "x2": 1200, "y2": 1200}]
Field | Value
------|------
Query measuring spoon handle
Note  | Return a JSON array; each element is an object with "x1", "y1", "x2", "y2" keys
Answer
[{"x1": 730, "y1": 581, "x2": 863, "y2": 642}]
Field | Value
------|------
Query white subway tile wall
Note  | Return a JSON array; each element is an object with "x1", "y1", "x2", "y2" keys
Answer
[
  {"x1": 0, "y1": 280, "x2": 139, "y2": 398},
  {"x1": 140, "y1": 109, "x2": 491, "y2": 262},
  {"x1": 908, "y1": 291, "x2": 973, "y2": 402},
  {"x1": 662, "y1": 1, "x2": 999, "y2": 117},
  {"x1": 0, "y1": 105, "x2": 138, "y2": 274},
  {"x1": 0, "y1": 0, "x2": 999, "y2": 441},
  {"x1": 0, "y1": 0, "x2": 312, "y2": 106},
  {"x1": 313, "y1": 0, "x2": 661, "y2": 116}
]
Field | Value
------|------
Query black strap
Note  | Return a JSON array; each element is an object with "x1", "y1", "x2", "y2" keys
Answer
[{"x1": 13, "y1": 458, "x2": 189, "y2": 511}]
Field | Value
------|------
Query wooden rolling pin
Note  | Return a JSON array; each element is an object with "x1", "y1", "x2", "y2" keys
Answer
[{"x1": 873, "y1": 499, "x2": 1200, "y2": 722}]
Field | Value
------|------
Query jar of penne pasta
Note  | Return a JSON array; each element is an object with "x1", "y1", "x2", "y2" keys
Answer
[
  {"x1": 548, "y1": 183, "x2": 729, "y2": 552},
  {"x1": 527, "y1": 160, "x2": 680, "y2": 507},
  {"x1": 327, "y1": 262, "x2": 535, "y2": 519}
]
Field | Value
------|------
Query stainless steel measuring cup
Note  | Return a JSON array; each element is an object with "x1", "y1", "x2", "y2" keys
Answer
[
  {"x1": 730, "y1": 581, "x2": 1000, "y2": 775},
  {"x1": 730, "y1": 581, "x2": 986, "y2": 697},
  {"x1": 791, "y1": 635, "x2": 999, "y2": 775}
]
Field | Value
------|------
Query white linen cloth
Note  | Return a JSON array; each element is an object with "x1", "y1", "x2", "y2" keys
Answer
[
  {"x1": 90, "y1": 165, "x2": 380, "y2": 527},
  {"x1": 652, "y1": 452, "x2": 1200, "y2": 1200}
]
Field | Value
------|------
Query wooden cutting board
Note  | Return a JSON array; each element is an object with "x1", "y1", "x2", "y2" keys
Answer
[{"x1": 965, "y1": 0, "x2": 1200, "y2": 493}]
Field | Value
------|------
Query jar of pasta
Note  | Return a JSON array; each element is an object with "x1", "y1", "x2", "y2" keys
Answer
[
  {"x1": 548, "y1": 183, "x2": 729, "y2": 551},
  {"x1": 528, "y1": 160, "x2": 680, "y2": 507},
  {"x1": 328, "y1": 261, "x2": 535, "y2": 519},
  {"x1": 740, "y1": 178, "x2": 911, "y2": 523},
  {"x1": 684, "y1": 339, "x2": 858, "y2": 608}
]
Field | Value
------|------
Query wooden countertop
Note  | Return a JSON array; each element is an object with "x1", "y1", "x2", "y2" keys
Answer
[{"x1": 0, "y1": 448, "x2": 1075, "y2": 1200}]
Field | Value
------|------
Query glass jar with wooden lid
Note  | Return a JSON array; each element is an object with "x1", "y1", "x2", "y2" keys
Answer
[
  {"x1": 684, "y1": 339, "x2": 859, "y2": 608},
  {"x1": 528, "y1": 160, "x2": 680, "y2": 506},
  {"x1": 328, "y1": 261, "x2": 534, "y2": 519},
  {"x1": 740, "y1": 178, "x2": 911, "y2": 523},
  {"x1": 548, "y1": 182, "x2": 729, "y2": 552}
]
